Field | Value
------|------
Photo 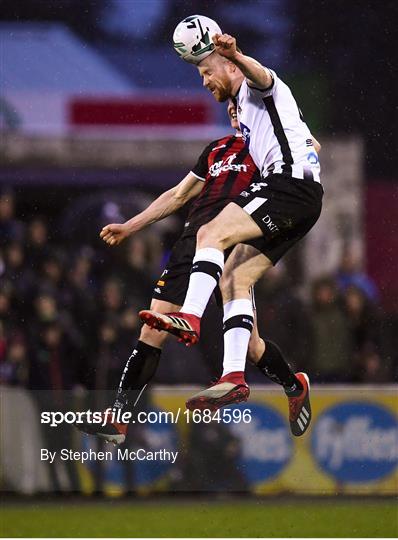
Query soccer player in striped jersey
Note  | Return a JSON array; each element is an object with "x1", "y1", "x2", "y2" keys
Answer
[
  {"x1": 140, "y1": 29, "x2": 322, "y2": 436},
  {"x1": 77, "y1": 103, "x2": 309, "y2": 444}
]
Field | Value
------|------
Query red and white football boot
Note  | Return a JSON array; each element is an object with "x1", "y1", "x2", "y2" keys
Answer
[
  {"x1": 186, "y1": 371, "x2": 250, "y2": 411},
  {"x1": 139, "y1": 310, "x2": 200, "y2": 346},
  {"x1": 287, "y1": 372, "x2": 312, "y2": 436}
]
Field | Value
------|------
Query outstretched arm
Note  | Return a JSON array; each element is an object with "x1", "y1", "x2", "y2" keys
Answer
[
  {"x1": 100, "y1": 172, "x2": 203, "y2": 246},
  {"x1": 212, "y1": 33, "x2": 273, "y2": 90}
]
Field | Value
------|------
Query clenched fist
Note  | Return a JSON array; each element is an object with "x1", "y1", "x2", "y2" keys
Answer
[
  {"x1": 212, "y1": 33, "x2": 238, "y2": 59},
  {"x1": 100, "y1": 223, "x2": 130, "y2": 246}
]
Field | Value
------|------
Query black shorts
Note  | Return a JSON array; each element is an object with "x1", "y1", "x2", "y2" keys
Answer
[
  {"x1": 236, "y1": 173, "x2": 323, "y2": 264},
  {"x1": 153, "y1": 174, "x2": 322, "y2": 303},
  {"x1": 152, "y1": 234, "x2": 198, "y2": 305}
]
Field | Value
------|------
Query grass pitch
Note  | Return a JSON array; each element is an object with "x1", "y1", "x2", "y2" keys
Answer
[{"x1": 1, "y1": 499, "x2": 397, "y2": 537}]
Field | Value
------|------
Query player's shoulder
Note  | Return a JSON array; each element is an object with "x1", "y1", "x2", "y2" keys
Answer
[
  {"x1": 206, "y1": 134, "x2": 240, "y2": 153},
  {"x1": 240, "y1": 68, "x2": 279, "y2": 97}
]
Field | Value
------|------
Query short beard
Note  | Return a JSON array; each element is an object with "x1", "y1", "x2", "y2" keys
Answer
[{"x1": 215, "y1": 89, "x2": 230, "y2": 102}]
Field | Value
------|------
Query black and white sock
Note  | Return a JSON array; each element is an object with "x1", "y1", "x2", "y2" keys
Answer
[
  {"x1": 181, "y1": 247, "x2": 224, "y2": 317},
  {"x1": 113, "y1": 340, "x2": 161, "y2": 412},
  {"x1": 256, "y1": 340, "x2": 303, "y2": 396},
  {"x1": 222, "y1": 299, "x2": 254, "y2": 376}
]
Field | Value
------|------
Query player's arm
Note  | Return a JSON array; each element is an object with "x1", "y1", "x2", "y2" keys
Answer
[
  {"x1": 212, "y1": 33, "x2": 273, "y2": 90},
  {"x1": 311, "y1": 136, "x2": 321, "y2": 153},
  {"x1": 100, "y1": 173, "x2": 203, "y2": 246}
]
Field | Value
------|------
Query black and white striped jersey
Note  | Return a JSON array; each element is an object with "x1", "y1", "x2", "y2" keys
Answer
[{"x1": 236, "y1": 69, "x2": 321, "y2": 183}]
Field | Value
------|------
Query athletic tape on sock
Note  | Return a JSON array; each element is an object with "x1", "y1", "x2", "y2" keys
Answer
[
  {"x1": 223, "y1": 314, "x2": 254, "y2": 333},
  {"x1": 193, "y1": 247, "x2": 224, "y2": 268},
  {"x1": 191, "y1": 260, "x2": 223, "y2": 282}
]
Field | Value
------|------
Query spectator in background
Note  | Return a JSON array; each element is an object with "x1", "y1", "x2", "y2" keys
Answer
[
  {"x1": 32, "y1": 292, "x2": 58, "y2": 326},
  {"x1": 358, "y1": 346, "x2": 389, "y2": 384},
  {"x1": 29, "y1": 320, "x2": 77, "y2": 391},
  {"x1": 0, "y1": 282, "x2": 18, "y2": 335},
  {"x1": 309, "y1": 277, "x2": 352, "y2": 382},
  {"x1": 380, "y1": 312, "x2": 398, "y2": 384},
  {"x1": 25, "y1": 216, "x2": 50, "y2": 268},
  {"x1": 117, "y1": 233, "x2": 160, "y2": 302},
  {"x1": 63, "y1": 250, "x2": 98, "y2": 361},
  {"x1": 0, "y1": 290, "x2": 29, "y2": 386},
  {"x1": 3, "y1": 242, "x2": 36, "y2": 307},
  {"x1": 0, "y1": 188, "x2": 24, "y2": 246},
  {"x1": 98, "y1": 277, "x2": 125, "y2": 319},
  {"x1": 0, "y1": 321, "x2": 5, "y2": 363},
  {"x1": 336, "y1": 246, "x2": 379, "y2": 303},
  {"x1": 39, "y1": 252, "x2": 65, "y2": 296},
  {"x1": 29, "y1": 291, "x2": 84, "y2": 369},
  {"x1": 343, "y1": 285, "x2": 381, "y2": 352},
  {"x1": 0, "y1": 333, "x2": 28, "y2": 386},
  {"x1": 64, "y1": 250, "x2": 97, "y2": 320}
]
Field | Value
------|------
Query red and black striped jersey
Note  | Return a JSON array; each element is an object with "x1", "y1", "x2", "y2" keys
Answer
[{"x1": 183, "y1": 134, "x2": 260, "y2": 235}]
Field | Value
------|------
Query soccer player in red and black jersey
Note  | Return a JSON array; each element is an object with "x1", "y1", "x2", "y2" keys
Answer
[
  {"x1": 182, "y1": 127, "x2": 259, "y2": 236},
  {"x1": 78, "y1": 102, "x2": 306, "y2": 444}
]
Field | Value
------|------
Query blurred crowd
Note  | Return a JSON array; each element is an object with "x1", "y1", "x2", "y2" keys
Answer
[{"x1": 1, "y1": 187, "x2": 396, "y2": 396}]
